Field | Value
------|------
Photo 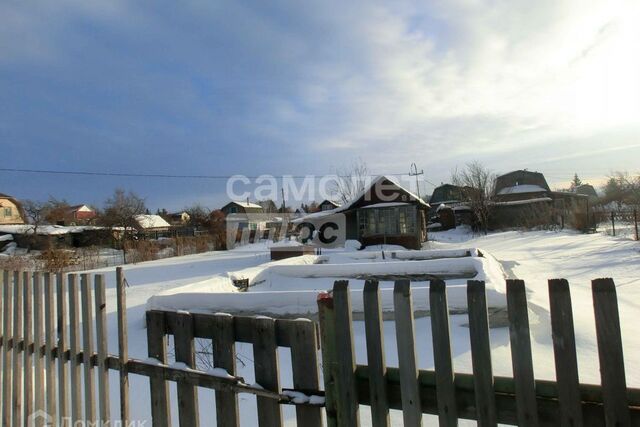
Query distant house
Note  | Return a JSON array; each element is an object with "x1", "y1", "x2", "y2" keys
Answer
[
  {"x1": 492, "y1": 170, "x2": 589, "y2": 229},
  {"x1": 167, "y1": 211, "x2": 190, "y2": 226},
  {"x1": 221, "y1": 201, "x2": 265, "y2": 232},
  {"x1": 428, "y1": 184, "x2": 475, "y2": 230},
  {"x1": 318, "y1": 199, "x2": 340, "y2": 211},
  {"x1": 64, "y1": 204, "x2": 97, "y2": 225},
  {"x1": 134, "y1": 215, "x2": 171, "y2": 237},
  {"x1": 298, "y1": 176, "x2": 430, "y2": 249},
  {"x1": 575, "y1": 184, "x2": 598, "y2": 199},
  {"x1": 0, "y1": 193, "x2": 25, "y2": 225}
]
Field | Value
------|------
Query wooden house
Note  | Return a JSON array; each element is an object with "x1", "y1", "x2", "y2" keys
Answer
[
  {"x1": 220, "y1": 201, "x2": 265, "y2": 232},
  {"x1": 64, "y1": 204, "x2": 97, "y2": 225},
  {"x1": 318, "y1": 199, "x2": 340, "y2": 211},
  {"x1": 0, "y1": 193, "x2": 25, "y2": 225}
]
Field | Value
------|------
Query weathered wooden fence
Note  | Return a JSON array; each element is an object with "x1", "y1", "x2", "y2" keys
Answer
[
  {"x1": 318, "y1": 278, "x2": 640, "y2": 426},
  {"x1": 1, "y1": 267, "x2": 639, "y2": 426}
]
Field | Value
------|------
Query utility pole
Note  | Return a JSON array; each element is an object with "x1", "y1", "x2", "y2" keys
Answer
[{"x1": 409, "y1": 163, "x2": 424, "y2": 200}]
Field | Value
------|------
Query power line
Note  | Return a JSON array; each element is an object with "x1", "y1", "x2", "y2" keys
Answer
[{"x1": 0, "y1": 167, "x2": 415, "y2": 180}]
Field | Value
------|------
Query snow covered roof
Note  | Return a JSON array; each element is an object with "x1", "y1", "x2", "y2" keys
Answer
[
  {"x1": 0, "y1": 224, "x2": 104, "y2": 235},
  {"x1": 497, "y1": 184, "x2": 547, "y2": 195},
  {"x1": 361, "y1": 202, "x2": 409, "y2": 209},
  {"x1": 336, "y1": 175, "x2": 429, "y2": 211},
  {"x1": 229, "y1": 201, "x2": 263, "y2": 209},
  {"x1": 493, "y1": 197, "x2": 552, "y2": 206},
  {"x1": 134, "y1": 214, "x2": 171, "y2": 229}
]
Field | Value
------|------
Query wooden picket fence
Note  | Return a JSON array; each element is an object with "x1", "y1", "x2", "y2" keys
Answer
[
  {"x1": 1, "y1": 266, "x2": 639, "y2": 426},
  {"x1": 318, "y1": 278, "x2": 640, "y2": 426}
]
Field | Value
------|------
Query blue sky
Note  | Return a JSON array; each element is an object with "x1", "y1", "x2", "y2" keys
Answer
[{"x1": 1, "y1": 0, "x2": 639, "y2": 211}]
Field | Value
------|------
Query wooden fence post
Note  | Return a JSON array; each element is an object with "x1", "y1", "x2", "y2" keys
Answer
[
  {"x1": 0, "y1": 270, "x2": 3, "y2": 424},
  {"x1": 33, "y1": 272, "x2": 46, "y2": 426},
  {"x1": 253, "y1": 316, "x2": 283, "y2": 427},
  {"x1": 56, "y1": 273, "x2": 69, "y2": 425},
  {"x1": 467, "y1": 280, "x2": 497, "y2": 427},
  {"x1": 23, "y1": 271, "x2": 33, "y2": 425},
  {"x1": 289, "y1": 319, "x2": 323, "y2": 427},
  {"x1": 211, "y1": 314, "x2": 239, "y2": 427},
  {"x1": 332, "y1": 280, "x2": 359, "y2": 426},
  {"x1": 506, "y1": 279, "x2": 539, "y2": 427},
  {"x1": 2, "y1": 270, "x2": 12, "y2": 427},
  {"x1": 429, "y1": 279, "x2": 458, "y2": 427},
  {"x1": 94, "y1": 274, "x2": 111, "y2": 424},
  {"x1": 172, "y1": 312, "x2": 199, "y2": 427},
  {"x1": 318, "y1": 291, "x2": 338, "y2": 427},
  {"x1": 363, "y1": 280, "x2": 390, "y2": 427},
  {"x1": 611, "y1": 212, "x2": 616, "y2": 236},
  {"x1": 393, "y1": 280, "x2": 423, "y2": 427},
  {"x1": 44, "y1": 273, "x2": 57, "y2": 421},
  {"x1": 548, "y1": 279, "x2": 583, "y2": 426},
  {"x1": 116, "y1": 267, "x2": 130, "y2": 423},
  {"x1": 592, "y1": 278, "x2": 631, "y2": 426},
  {"x1": 12, "y1": 271, "x2": 24, "y2": 427},
  {"x1": 146, "y1": 311, "x2": 171, "y2": 427},
  {"x1": 68, "y1": 274, "x2": 82, "y2": 424},
  {"x1": 81, "y1": 274, "x2": 96, "y2": 423}
]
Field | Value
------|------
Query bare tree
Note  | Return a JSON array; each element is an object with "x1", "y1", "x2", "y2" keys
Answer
[
  {"x1": 330, "y1": 158, "x2": 370, "y2": 204},
  {"x1": 98, "y1": 189, "x2": 147, "y2": 263},
  {"x1": 184, "y1": 204, "x2": 211, "y2": 228},
  {"x1": 22, "y1": 199, "x2": 48, "y2": 247},
  {"x1": 451, "y1": 161, "x2": 496, "y2": 234}
]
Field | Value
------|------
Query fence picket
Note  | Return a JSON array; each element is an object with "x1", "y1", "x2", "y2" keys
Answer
[
  {"x1": 94, "y1": 274, "x2": 111, "y2": 424},
  {"x1": 318, "y1": 290, "x2": 338, "y2": 427},
  {"x1": 56, "y1": 273, "x2": 69, "y2": 425},
  {"x1": 548, "y1": 279, "x2": 583, "y2": 426},
  {"x1": 592, "y1": 278, "x2": 631, "y2": 426},
  {"x1": 68, "y1": 274, "x2": 82, "y2": 423},
  {"x1": 393, "y1": 279, "x2": 423, "y2": 427},
  {"x1": 363, "y1": 280, "x2": 390, "y2": 427},
  {"x1": 429, "y1": 279, "x2": 458, "y2": 427},
  {"x1": 44, "y1": 272, "x2": 57, "y2": 421},
  {"x1": 289, "y1": 318, "x2": 323, "y2": 427},
  {"x1": 33, "y1": 272, "x2": 46, "y2": 425},
  {"x1": 253, "y1": 316, "x2": 283, "y2": 427},
  {"x1": 211, "y1": 314, "x2": 239, "y2": 427},
  {"x1": 506, "y1": 279, "x2": 539, "y2": 427},
  {"x1": 116, "y1": 267, "x2": 130, "y2": 423},
  {"x1": 467, "y1": 280, "x2": 497, "y2": 427},
  {"x1": 81, "y1": 274, "x2": 97, "y2": 422},
  {"x1": 0, "y1": 270, "x2": 3, "y2": 423},
  {"x1": 146, "y1": 310, "x2": 171, "y2": 427},
  {"x1": 12, "y1": 271, "x2": 23, "y2": 427},
  {"x1": 2, "y1": 270, "x2": 12, "y2": 427},
  {"x1": 333, "y1": 280, "x2": 360, "y2": 427},
  {"x1": 171, "y1": 312, "x2": 199, "y2": 427},
  {"x1": 23, "y1": 271, "x2": 34, "y2": 423}
]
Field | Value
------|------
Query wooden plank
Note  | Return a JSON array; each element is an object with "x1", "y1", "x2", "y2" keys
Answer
[
  {"x1": 253, "y1": 316, "x2": 283, "y2": 427},
  {"x1": 429, "y1": 279, "x2": 458, "y2": 426},
  {"x1": 2, "y1": 270, "x2": 13, "y2": 427},
  {"x1": 12, "y1": 271, "x2": 24, "y2": 427},
  {"x1": 56, "y1": 273, "x2": 69, "y2": 424},
  {"x1": 0, "y1": 270, "x2": 3, "y2": 423},
  {"x1": 467, "y1": 280, "x2": 497, "y2": 427},
  {"x1": 289, "y1": 319, "x2": 323, "y2": 427},
  {"x1": 332, "y1": 280, "x2": 360, "y2": 426},
  {"x1": 548, "y1": 278, "x2": 583, "y2": 426},
  {"x1": 33, "y1": 272, "x2": 46, "y2": 425},
  {"x1": 81, "y1": 274, "x2": 97, "y2": 422},
  {"x1": 116, "y1": 266, "x2": 130, "y2": 422},
  {"x1": 317, "y1": 291, "x2": 338, "y2": 427},
  {"x1": 68, "y1": 273, "x2": 82, "y2": 423},
  {"x1": 94, "y1": 274, "x2": 110, "y2": 424},
  {"x1": 44, "y1": 272, "x2": 57, "y2": 421},
  {"x1": 146, "y1": 310, "x2": 171, "y2": 427},
  {"x1": 211, "y1": 313, "x2": 239, "y2": 427},
  {"x1": 362, "y1": 280, "x2": 390, "y2": 427},
  {"x1": 506, "y1": 279, "x2": 539, "y2": 427},
  {"x1": 171, "y1": 312, "x2": 199, "y2": 427},
  {"x1": 393, "y1": 279, "x2": 423, "y2": 427},
  {"x1": 23, "y1": 271, "x2": 33, "y2": 424},
  {"x1": 592, "y1": 278, "x2": 631, "y2": 426}
]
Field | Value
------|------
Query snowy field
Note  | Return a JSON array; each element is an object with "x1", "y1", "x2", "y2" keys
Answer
[{"x1": 86, "y1": 228, "x2": 640, "y2": 425}]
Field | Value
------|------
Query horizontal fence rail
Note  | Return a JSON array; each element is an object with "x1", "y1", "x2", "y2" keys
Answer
[{"x1": 318, "y1": 278, "x2": 640, "y2": 426}]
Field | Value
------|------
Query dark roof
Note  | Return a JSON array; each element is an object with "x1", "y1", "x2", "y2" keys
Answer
[
  {"x1": 575, "y1": 184, "x2": 598, "y2": 197},
  {"x1": 494, "y1": 170, "x2": 551, "y2": 195},
  {"x1": 430, "y1": 184, "x2": 468, "y2": 205}
]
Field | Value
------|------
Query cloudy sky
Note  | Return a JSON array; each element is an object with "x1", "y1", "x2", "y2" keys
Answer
[{"x1": 1, "y1": 0, "x2": 639, "y2": 210}]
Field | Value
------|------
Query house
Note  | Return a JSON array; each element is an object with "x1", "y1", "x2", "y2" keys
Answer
[
  {"x1": 318, "y1": 199, "x2": 340, "y2": 211},
  {"x1": 0, "y1": 193, "x2": 25, "y2": 225},
  {"x1": 492, "y1": 170, "x2": 589, "y2": 229},
  {"x1": 221, "y1": 201, "x2": 265, "y2": 232},
  {"x1": 575, "y1": 184, "x2": 598, "y2": 200},
  {"x1": 298, "y1": 176, "x2": 430, "y2": 249},
  {"x1": 134, "y1": 214, "x2": 171, "y2": 238},
  {"x1": 428, "y1": 184, "x2": 475, "y2": 229},
  {"x1": 64, "y1": 204, "x2": 97, "y2": 225},
  {"x1": 167, "y1": 211, "x2": 191, "y2": 226}
]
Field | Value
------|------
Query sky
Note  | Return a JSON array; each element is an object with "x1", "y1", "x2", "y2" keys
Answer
[{"x1": 1, "y1": 0, "x2": 639, "y2": 211}]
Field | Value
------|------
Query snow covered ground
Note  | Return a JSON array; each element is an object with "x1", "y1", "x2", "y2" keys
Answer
[{"x1": 85, "y1": 228, "x2": 639, "y2": 425}]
